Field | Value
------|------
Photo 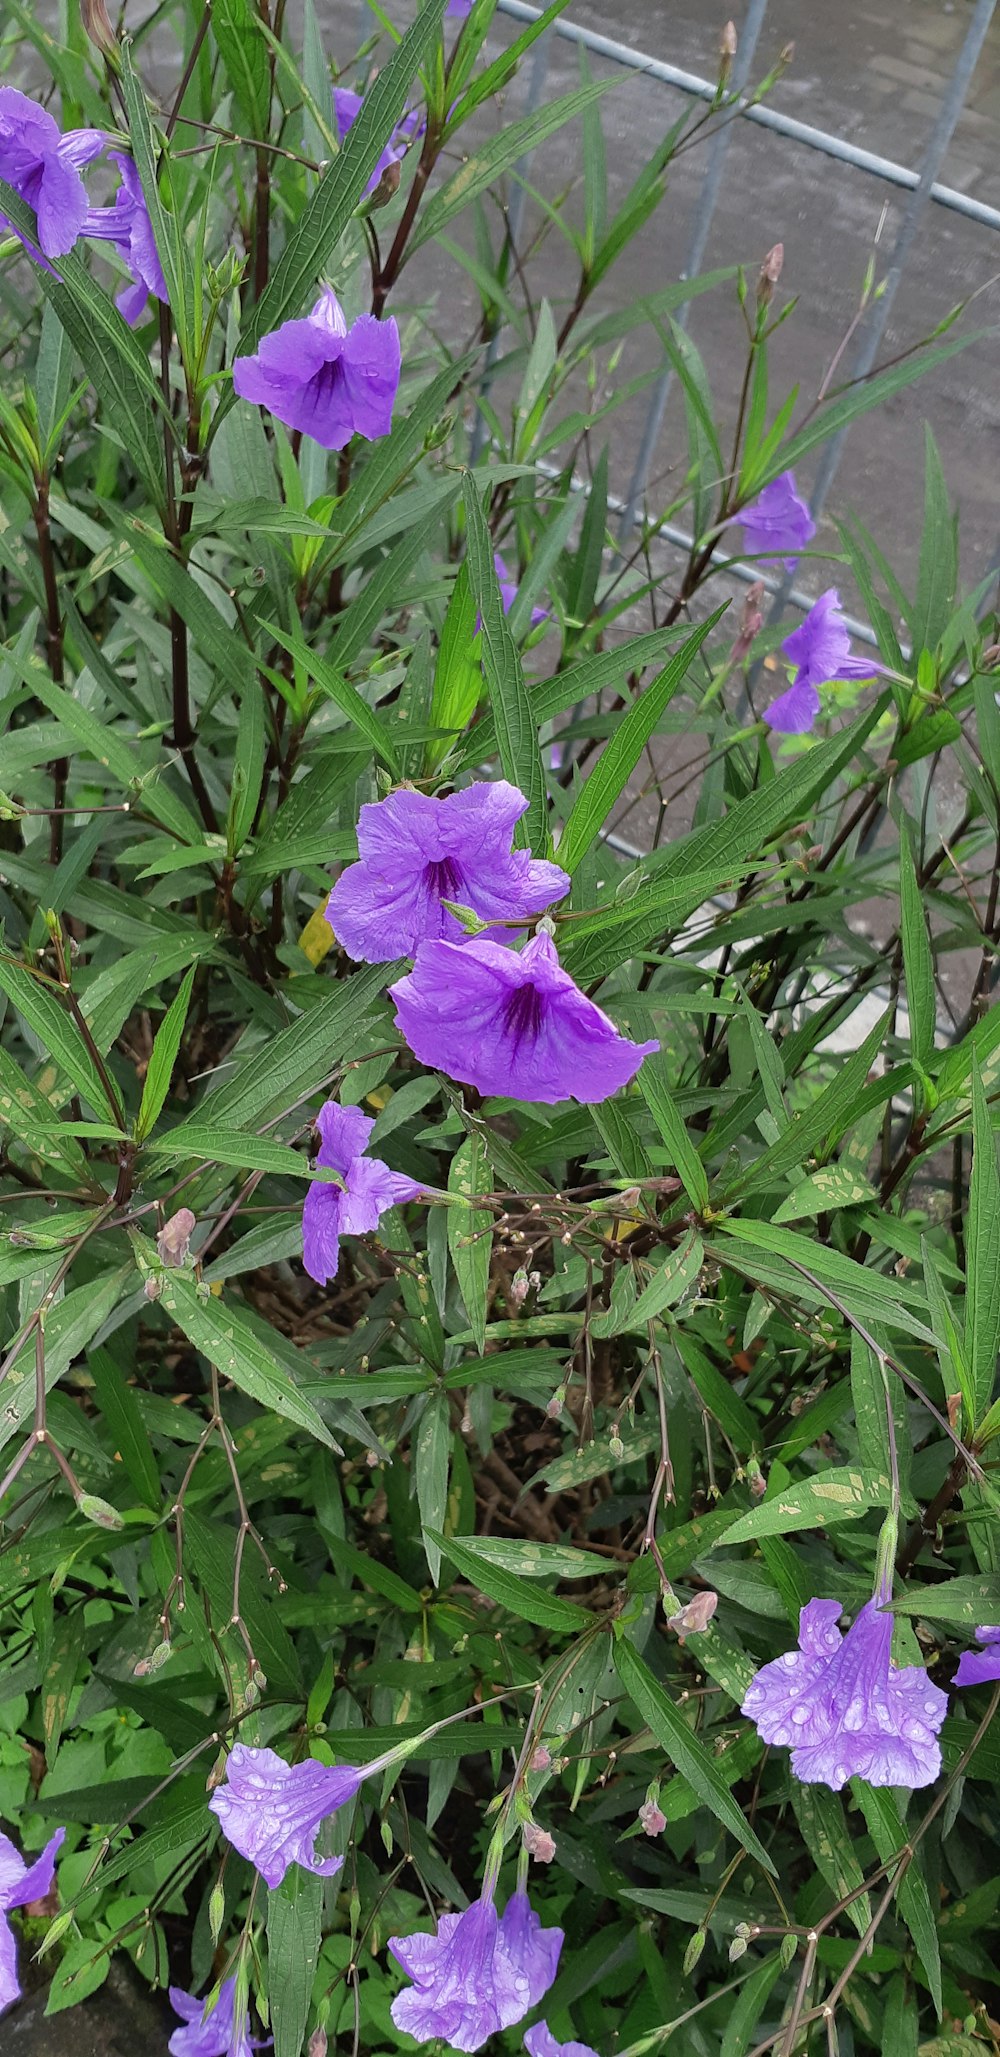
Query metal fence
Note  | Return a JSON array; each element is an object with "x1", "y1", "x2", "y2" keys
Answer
[{"x1": 486, "y1": 0, "x2": 1000, "y2": 640}]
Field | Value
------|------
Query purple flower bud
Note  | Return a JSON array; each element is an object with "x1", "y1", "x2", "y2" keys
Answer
[
  {"x1": 389, "y1": 930, "x2": 659, "y2": 1105},
  {"x1": 638, "y1": 1799, "x2": 667, "y2": 1837},
  {"x1": 0, "y1": 1826, "x2": 65, "y2": 2014},
  {"x1": 741, "y1": 1597, "x2": 946, "y2": 1790},
  {"x1": 529, "y1": 1744, "x2": 552, "y2": 1771},
  {"x1": 954, "y1": 1625, "x2": 1000, "y2": 1689},
  {"x1": 157, "y1": 1206, "x2": 197, "y2": 1268},
  {"x1": 737, "y1": 470, "x2": 815, "y2": 574},
  {"x1": 233, "y1": 287, "x2": 400, "y2": 452},
  {"x1": 669, "y1": 1590, "x2": 718, "y2": 1642},
  {"x1": 523, "y1": 1821, "x2": 556, "y2": 1863},
  {"x1": 326, "y1": 781, "x2": 569, "y2": 965},
  {"x1": 207, "y1": 1742, "x2": 362, "y2": 1889},
  {"x1": 756, "y1": 242, "x2": 783, "y2": 309},
  {"x1": 303, "y1": 1099, "x2": 425, "y2": 1286}
]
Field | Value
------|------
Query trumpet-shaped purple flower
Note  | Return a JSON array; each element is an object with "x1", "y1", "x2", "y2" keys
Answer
[
  {"x1": 233, "y1": 287, "x2": 400, "y2": 450},
  {"x1": 303, "y1": 1099, "x2": 424, "y2": 1287},
  {"x1": 494, "y1": 552, "x2": 548, "y2": 629},
  {"x1": 0, "y1": 1825, "x2": 64, "y2": 2014},
  {"x1": 0, "y1": 87, "x2": 103, "y2": 261},
  {"x1": 332, "y1": 88, "x2": 423, "y2": 199},
  {"x1": 83, "y1": 151, "x2": 167, "y2": 325},
  {"x1": 741, "y1": 1598, "x2": 947, "y2": 1791},
  {"x1": 765, "y1": 588, "x2": 881, "y2": 734},
  {"x1": 207, "y1": 1742, "x2": 362, "y2": 1888},
  {"x1": 326, "y1": 781, "x2": 569, "y2": 963},
  {"x1": 526, "y1": 2027, "x2": 599, "y2": 2057},
  {"x1": 168, "y1": 1976, "x2": 270, "y2": 2057},
  {"x1": 389, "y1": 929, "x2": 658, "y2": 1104},
  {"x1": 954, "y1": 1625, "x2": 1000, "y2": 1689},
  {"x1": 389, "y1": 1889, "x2": 563, "y2": 2053},
  {"x1": 737, "y1": 470, "x2": 815, "y2": 572}
]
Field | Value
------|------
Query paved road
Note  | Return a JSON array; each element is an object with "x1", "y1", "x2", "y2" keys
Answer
[{"x1": 338, "y1": 0, "x2": 1000, "y2": 610}]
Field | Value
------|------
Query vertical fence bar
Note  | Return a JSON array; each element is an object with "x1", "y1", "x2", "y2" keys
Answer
[
  {"x1": 617, "y1": 0, "x2": 771, "y2": 540},
  {"x1": 468, "y1": 28, "x2": 553, "y2": 465},
  {"x1": 752, "y1": 0, "x2": 996, "y2": 658}
]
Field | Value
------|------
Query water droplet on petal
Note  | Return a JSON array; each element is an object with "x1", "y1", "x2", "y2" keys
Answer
[{"x1": 791, "y1": 1705, "x2": 809, "y2": 1726}]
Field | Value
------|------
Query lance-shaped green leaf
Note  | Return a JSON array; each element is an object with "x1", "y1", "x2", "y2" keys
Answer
[
  {"x1": 558, "y1": 613, "x2": 720, "y2": 876},
  {"x1": 463, "y1": 476, "x2": 547, "y2": 853},
  {"x1": 712, "y1": 1466, "x2": 893, "y2": 1547},
  {"x1": 968, "y1": 1061, "x2": 1000, "y2": 1419},
  {"x1": 614, "y1": 1639, "x2": 776, "y2": 1874},
  {"x1": 447, "y1": 1135, "x2": 491, "y2": 1352},
  {"x1": 429, "y1": 1531, "x2": 590, "y2": 1631}
]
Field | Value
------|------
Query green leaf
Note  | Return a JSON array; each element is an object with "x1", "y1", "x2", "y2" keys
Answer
[
  {"x1": 0, "y1": 1046, "x2": 90, "y2": 1180},
  {"x1": 447, "y1": 1136, "x2": 491, "y2": 1352},
  {"x1": 772, "y1": 1165, "x2": 876, "y2": 1223},
  {"x1": 720, "y1": 1954, "x2": 783, "y2": 2057},
  {"x1": 416, "y1": 1392, "x2": 451, "y2": 1586},
  {"x1": 212, "y1": 0, "x2": 271, "y2": 134},
  {"x1": 228, "y1": 675, "x2": 267, "y2": 856},
  {"x1": 267, "y1": 622, "x2": 401, "y2": 775},
  {"x1": 712, "y1": 1466, "x2": 892, "y2": 1547},
  {"x1": 967, "y1": 1061, "x2": 1000, "y2": 1419},
  {"x1": 141, "y1": 1251, "x2": 341, "y2": 1448},
  {"x1": 430, "y1": 1530, "x2": 591, "y2": 1631},
  {"x1": 268, "y1": 1870, "x2": 323, "y2": 2057},
  {"x1": 413, "y1": 78, "x2": 619, "y2": 255},
  {"x1": 463, "y1": 476, "x2": 546, "y2": 853},
  {"x1": 613, "y1": 1638, "x2": 776, "y2": 1874},
  {"x1": 0, "y1": 954, "x2": 118, "y2": 1123},
  {"x1": 898, "y1": 820, "x2": 935, "y2": 1075},
  {"x1": 763, "y1": 330, "x2": 982, "y2": 489},
  {"x1": 236, "y1": 0, "x2": 448, "y2": 354},
  {"x1": 890, "y1": 1574, "x2": 1000, "y2": 1626},
  {"x1": 145, "y1": 1126, "x2": 322, "y2": 1180},
  {"x1": 850, "y1": 1333, "x2": 911, "y2": 1502},
  {"x1": 428, "y1": 561, "x2": 480, "y2": 767},
  {"x1": 730, "y1": 1008, "x2": 891, "y2": 1196},
  {"x1": 639, "y1": 1057, "x2": 710, "y2": 1212},
  {"x1": 135, "y1": 967, "x2": 196, "y2": 1141},
  {"x1": 0, "y1": 1268, "x2": 129, "y2": 1457},
  {"x1": 790, "y1": 1785, "x2": 871, "y2": 1937},
  {"x1": 912, "y1": 424, "x2": 957, "y2": 658},
  {"x1": 176, "y1": 962, "x2": 395, "y2": 1133},
  {"x1": 119, "y1": 42, "x2": 195, "y2": 361},
  {"x1": 88, "y1": 1345, "x2": 161, "y2": 1509},
  {"x1": 594, "y1": 1232, "x2": 703, "y2": 1337},
  {"x1": 0, "y1": 179, "x2": 167, "y2": 506},
  {"x1": 557, "y1": 614, "x2": 719, "y2": 876},
  {"x1": 438, "y1": 1535, "x2": 607, "y2": 1579},
  {"x1": 854, "y1": 1785, "x2": 941, "y2": 2014}
]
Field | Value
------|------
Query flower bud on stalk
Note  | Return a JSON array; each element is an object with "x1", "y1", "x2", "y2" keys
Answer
[
  {"x1": 757, "y1": 242, "x2": 783, "y2": 313},
  {"x1": 732, "y1": 580, "x2": 766, "y2": 665},
  {"x1": 719, "y1": 21, "x2": 737, "y2": 87}
]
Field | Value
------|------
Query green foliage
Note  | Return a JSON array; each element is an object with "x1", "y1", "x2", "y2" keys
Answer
[{"x1": 0, "y1": 7, "x2": 997, "y2": 2057}]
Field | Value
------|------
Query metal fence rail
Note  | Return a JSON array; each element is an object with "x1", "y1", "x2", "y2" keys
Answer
[{"x1": 490, "y1": 0, "x2": 999, "y2": 633}]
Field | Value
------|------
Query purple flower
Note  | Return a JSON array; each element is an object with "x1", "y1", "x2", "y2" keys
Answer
[
  {"x1": 737, "y1": 470, "x2": 816, "y2": 572},
  {"x1": 765, "y1": 588, "x2": 881, "y2": 735},
  {"x1": 83, "y1": 151, "x2": 167, "y2": 325},
  {"x1": 0, "y1": 1825, "x2": 64, "y2": 2014},
  {"x1": 0, "y1": 87, "x2": 102, "y2": 260},
  {"x1": 233, "y1": 287, "x2": 400, "y2": 450},
  {"x1": 168, "y1": 1976, "x2": 269, "y2": 2057},
  {"x1": 526, "y1": 2028, "x2": 599, "y2": 2057},
  {"x1": 389, "y1": 929, "x2": 658, "y2": 1104},
  {"x1": 389, "y1": 1889, "x2": 562, "y2": 2053},
  {"x1": 332, "y1": 87, "x2": 423, "y2": 199},
  {"x1": 741, "y1": 1598, "x2": 947, "y2": 1791},
  {"x1": 326, "y1": 781, "x2": 569, "y2": 963},
  {"x1": 954, "y1": 1625, "x2": 1000, "y2": 1690},
  {"x1": 481, "y1": 553, "x2": 548, "y2": 633},
  {"x1": 303, "y1": 1099, "x2": 425, "y2": 1286},
  {"x1": 447, "y1": 0, "x2": 474, "y2": 16},
  {"x1": 207, "y1": 1741, "x2": 363, "y2": 1888}
]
